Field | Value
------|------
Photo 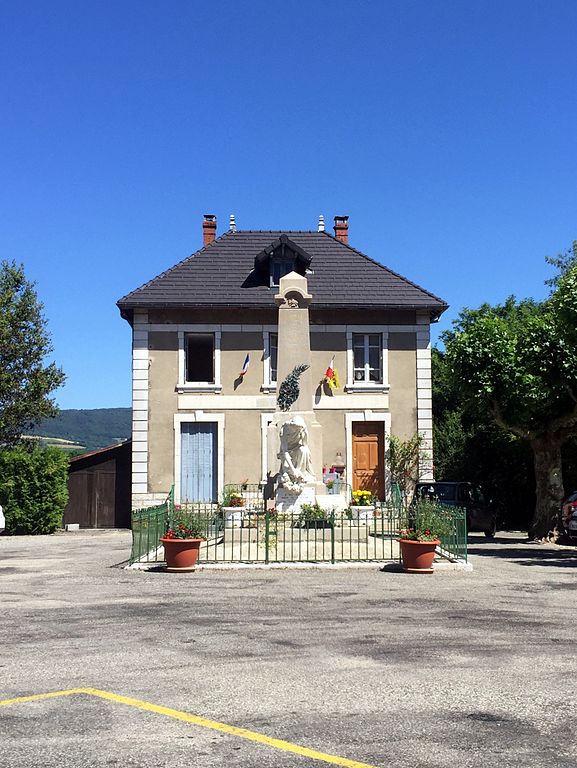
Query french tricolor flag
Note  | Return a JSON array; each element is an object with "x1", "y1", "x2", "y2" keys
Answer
[{"x1": 239, "y1": 354, "x2": 250, "y2": 377}]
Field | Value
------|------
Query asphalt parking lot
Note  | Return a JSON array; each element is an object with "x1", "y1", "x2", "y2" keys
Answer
[{"x1": 1, "y1": 530, "x2": 576, "y2": 768}]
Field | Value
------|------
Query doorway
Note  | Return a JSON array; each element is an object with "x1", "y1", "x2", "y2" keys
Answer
[
  {"x1": 180, "y1": 422, "x2": 218, "y2": 502},
  {"x1": 352, "y1": 421, "x2": 385, "y2": 500}
]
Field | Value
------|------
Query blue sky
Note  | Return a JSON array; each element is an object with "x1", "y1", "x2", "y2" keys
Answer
[{"x1": 1, "y1": 0, "x2": 576, "y2": 409}]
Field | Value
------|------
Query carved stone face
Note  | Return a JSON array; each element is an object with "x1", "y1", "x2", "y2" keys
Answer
[{"x1": 281, "y1": 290, "x2": 303, "y2": 308}]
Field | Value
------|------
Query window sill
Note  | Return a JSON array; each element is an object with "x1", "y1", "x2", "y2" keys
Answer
[
  {"x1": 261, "y1": 385, "x2": 278, "y2": 394},
  {"x1": 177, "y1": 384, "x2": 222, "y2": 393},
  {"x1": 344, "y1": 384, "x2": 390, "y2": 393}
]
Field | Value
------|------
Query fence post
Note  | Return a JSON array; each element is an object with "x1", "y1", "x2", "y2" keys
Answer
[
  {"x1": 265, "y1": 510, "x2": 270, "y2": 564},
  {"x1": 330, "y1": 511, "x2": 335, "y2": 564}
]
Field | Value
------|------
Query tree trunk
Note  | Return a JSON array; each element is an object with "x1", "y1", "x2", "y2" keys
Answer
[{"x1": 529, "y1": 435, "x2": 564, "y2": 539}]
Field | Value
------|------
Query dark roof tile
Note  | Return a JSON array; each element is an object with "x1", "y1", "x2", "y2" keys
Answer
[{"x1": 118, "y1": 231, "x2": 447, "y2": 317}]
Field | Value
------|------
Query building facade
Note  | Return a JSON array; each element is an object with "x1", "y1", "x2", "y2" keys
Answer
[{"x1": 118, "y1": 215, "x2": 447, "y2": 509}]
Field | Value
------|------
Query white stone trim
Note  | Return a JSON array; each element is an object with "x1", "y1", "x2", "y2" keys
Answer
[
  {"x1": 144, "y1": 322, "x2": 426, "y2": 334},
  {"x1": 177, "y1": 330, "x2": 222, "y2": 391},
  {"x1": 132, "y1": 311, "x2": 149, "y2": 500},
  {"x1": 344, "y1": 412, "x2": 392, "y2": 500},
  {"x1": 173, "y1": 412, "x2": 225, "y2": 504},
  {"x1": 177, "y1": 393, "x2": 390, "y2": 410},
  {"x1": 416, "y1": 314, "x2": 433, "y2": 480},
  {"x1": 179, "y1": 394, "x2": 275, "y2": 410},
  {"x1": 132, "y1": 492, "x2": 167, "y2": 511}
]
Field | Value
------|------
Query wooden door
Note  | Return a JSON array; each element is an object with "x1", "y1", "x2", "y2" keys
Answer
[
  {"x1": 64, "y1": 469, "x2": 116, "y2": 528},
  {"x1": 93, "y1": 471, "x2": 116, "y2": 528},
  {"x1": 352, "y1": 422, "x2": 384, "y2": 500}
]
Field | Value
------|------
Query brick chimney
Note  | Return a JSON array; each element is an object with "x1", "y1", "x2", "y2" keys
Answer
[
  {"x1": 203, "y1": 214, "x2": 217, "y2": 246},
  {"x1": 333, "y1": 215, "x2": 349, "y2": 244}
]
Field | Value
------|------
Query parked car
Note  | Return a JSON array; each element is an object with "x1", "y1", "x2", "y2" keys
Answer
[
  {"x1": 561, "y1": 492, "x2": 577, "y2": 539},
  {"x1": 413, "y1": 481, "x2": 497, "y2": 538}
]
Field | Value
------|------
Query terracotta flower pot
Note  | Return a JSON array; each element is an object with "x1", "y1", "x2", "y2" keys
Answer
[
  {"x1": 160, "y1": 537, "x2": 203, "y2": 572},
  {"x1": 398, "y1": 538, "x2": 440, "y2": 573}
]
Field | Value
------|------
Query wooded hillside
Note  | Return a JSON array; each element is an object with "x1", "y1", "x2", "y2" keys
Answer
[{"x1": 30, "y1": 408, "x2": 131, "y2": 451}]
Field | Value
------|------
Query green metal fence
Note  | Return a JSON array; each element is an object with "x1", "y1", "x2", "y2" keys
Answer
[
  {"x1": 129, "y1": 493, "x2": 171, "y2": 565},
  {"x1": 129, "y1": 479, "x2": 468, "y2": 566},
  {"x1": 437, "y1": 507, "x2": 468, "y2": 561},
  {"x1": 399, "y1": 501, "x2": 468, "y2": 563},
  {"x1": 130, "y1": 500, "x2": 467, "y2": 565},
  {"x1": 221, "y1": 483, "x2": 265, "y2": 513}
]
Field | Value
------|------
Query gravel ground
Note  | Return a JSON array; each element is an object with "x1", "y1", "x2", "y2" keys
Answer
[{"x1": 0, "y1": 529, "x2": 576, "y2": 768}]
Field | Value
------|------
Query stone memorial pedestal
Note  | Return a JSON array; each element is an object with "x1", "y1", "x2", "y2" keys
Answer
[
  {"x1": 275, "y1": 485, "x2": 316, "y2": 515},
  {"x1": 270, "y1": 271, "x2": 326, "y2": 514}
]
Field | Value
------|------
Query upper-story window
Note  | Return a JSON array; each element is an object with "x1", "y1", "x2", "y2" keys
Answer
[
  {"x1": 270, "y1": 259, "x2": 294, "y2": 287},
  {"x1": 262, "y1": 330, "x2": 278, "y2": 391},
  {"x1": 186, "y1": 333, "x2": 215, "y2": 383},
  {"x1": 269, "y1": 333, "x2": 278, "y2": 382},
  {"x1": 352, "y1": 333, "x2": 382, "y2": 383}
]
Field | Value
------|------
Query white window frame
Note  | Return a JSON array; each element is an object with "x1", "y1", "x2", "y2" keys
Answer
[
  {"x1": 177, "y1": 330, "x2": 222, "y2": 392},
  {"x1": 262, "y1": 327, "x2": 278, "y2": 392},
  {"x1": 346, "y1": 328, "x2": 389, "y2": 392}
]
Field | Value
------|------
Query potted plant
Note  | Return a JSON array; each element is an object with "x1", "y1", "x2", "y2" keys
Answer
[
  {"x1": 160, "y1": 512, "x2": 207, "y2": 572},
  {"x1": 296, "y1": 502, "x2": 333, "y2": 529},
  {"x1": 221, "y1": 489, "x2": 245, "y2": 528},
  {"x1": 349, "y1": 490, "x2": 375, "y2": 524},
  {"x1": 397, "y1": 500, "x2": 453, "y2": 573}
]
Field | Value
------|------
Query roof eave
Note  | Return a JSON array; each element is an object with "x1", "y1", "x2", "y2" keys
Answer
[{"x1": 117, "y1": 299, "x2": 449, "y2": 316}]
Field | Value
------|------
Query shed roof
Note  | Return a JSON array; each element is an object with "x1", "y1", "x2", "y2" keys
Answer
[{"x1": 117, "y1": 230, "x2": 447, "y2": 320}]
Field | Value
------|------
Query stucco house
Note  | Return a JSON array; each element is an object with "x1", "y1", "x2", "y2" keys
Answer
[{"x1": 117, "y1": 214, "x2": 447, "y2": 510}]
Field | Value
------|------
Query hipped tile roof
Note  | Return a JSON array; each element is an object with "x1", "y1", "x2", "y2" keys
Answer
[{"x1": 117, "y1": 230, "x2": 447, "y2": 318}]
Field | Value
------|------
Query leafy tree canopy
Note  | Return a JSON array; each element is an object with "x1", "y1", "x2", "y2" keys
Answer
[
  {"x1": 0, "y1": 261, "x2": 65, "y2": 446},
  {"x1": 444, "y1": 297, "x2": 577, "y2": 437},
  {"x1": 432, "y1": 348, "x2": 535, "y2": 530},
  {"x1": 442, "y1": 243, "x2": 577, "y2": 539}
]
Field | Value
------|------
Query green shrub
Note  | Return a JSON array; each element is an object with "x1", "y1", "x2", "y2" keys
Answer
[
  {"x1": 400, "y1": 500, "x2": 456, "y2": 541},
  {"x1": 0, "y1": 446, "x2": 69, "y2": 534},
  {"x1": 297, "y1": 503, "x2": 334, "y2": 527}
]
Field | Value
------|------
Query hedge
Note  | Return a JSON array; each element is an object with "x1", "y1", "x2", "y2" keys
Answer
[{"x1": 0, "y1": 446, "x2": 69, "y2": 534}]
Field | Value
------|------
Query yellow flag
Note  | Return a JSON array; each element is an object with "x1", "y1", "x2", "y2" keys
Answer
[{"x1": 328, "y1": 368, "x2": 340, "y2": 390}]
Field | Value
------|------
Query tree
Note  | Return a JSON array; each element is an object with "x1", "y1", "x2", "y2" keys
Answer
[
  {"x1": 443, "y1": 244, "x2": 577, "y2": 539},
  {"x1": 0, "y1": 446, "x2": 69, "y2": 534},
  {"x1": 432, "y1": 348, "x2": 535, "y2": 530},
  {"x1": 0, "y1": 261, "x2": 65, "y2": 445},
  {"x1": 387, "y1": 432, "x2": 426, "y2": 510}
]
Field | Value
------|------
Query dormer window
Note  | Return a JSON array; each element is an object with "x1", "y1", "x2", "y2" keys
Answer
[
  {"x1": 270, "y1": 259, "x2": 294, "y2": 287},
  {"x1": 253, "y1": 234, "x2": 313, "y2": 289}
]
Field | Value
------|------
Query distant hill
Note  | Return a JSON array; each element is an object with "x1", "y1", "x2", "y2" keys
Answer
[{"x1": 30, "y1": 408, "x2": 132, "y2": 452}]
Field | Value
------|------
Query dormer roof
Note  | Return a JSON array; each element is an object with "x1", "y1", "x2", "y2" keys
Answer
[{"x1": 253, "y1": 234, "x2": 312, "y2": 276}]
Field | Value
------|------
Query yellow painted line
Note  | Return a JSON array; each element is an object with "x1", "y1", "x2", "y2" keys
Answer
[
  {"x1": 0, "y1": 688, "x2": 86, "y2": 707},
  {"x1": 0, "y1": 687, "x2": 381, "y2": 768}
]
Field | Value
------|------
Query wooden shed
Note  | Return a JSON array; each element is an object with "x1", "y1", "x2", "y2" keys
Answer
[{"x1": 63, "y1": 441, "x2": 132, "y2": 528}]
